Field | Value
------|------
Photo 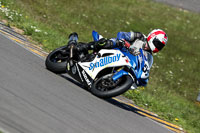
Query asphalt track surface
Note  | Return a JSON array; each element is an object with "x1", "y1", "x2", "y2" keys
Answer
[
  {"x1": 0, "y1": 31, "x2": 173, "y2": 133},
  {"x1": 153, "y1": 0, "x2": 200, "y2": 13}
]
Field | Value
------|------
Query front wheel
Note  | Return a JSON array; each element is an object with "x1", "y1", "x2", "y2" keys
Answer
[
  {"x1": 45, "y1": 46, "x2": 69, "y2": 74},
  {"x1": 91, "y1": 74, "x2": 133, "y2": 99}
]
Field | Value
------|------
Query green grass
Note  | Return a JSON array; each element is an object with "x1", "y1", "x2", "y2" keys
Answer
[{"x1": 0, "y1": 0, "x2": 200, "y2": 132}]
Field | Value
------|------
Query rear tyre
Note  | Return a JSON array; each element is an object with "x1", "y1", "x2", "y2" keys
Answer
[
  {"x1": 45, "y1": 46, "x2": 69, "y2": 74},
  {"x1": 91, "y1": 74, "x2": 133, "y2": 99}
]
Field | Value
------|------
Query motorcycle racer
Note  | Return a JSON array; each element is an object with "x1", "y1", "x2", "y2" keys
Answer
[{"x1": 67, "y1": 29, "x2": 168, "y2": 88}]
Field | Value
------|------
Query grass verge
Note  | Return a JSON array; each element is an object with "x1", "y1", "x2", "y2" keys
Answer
[{"x1": 0, "y1": 0, "x2": 200, "y2": 132}]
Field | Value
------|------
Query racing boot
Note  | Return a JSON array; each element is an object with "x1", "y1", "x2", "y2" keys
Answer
[
  {"x1": 68, "y1": 32, "x2": 78, "y2": 45},
  {"x1": 69, "y1": 32, "x2": 78, "y2": 64},
  {"x1": 63, "y1": 32, "x2": 79, "y2": 67},
  {"x1": 60, "y1": 32, "x2": 79, "y2": 56}
]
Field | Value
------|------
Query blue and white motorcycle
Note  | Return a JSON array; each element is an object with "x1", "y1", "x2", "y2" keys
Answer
[{"x1": 45, "y1": 31, "x2": 152, "y2": 98}]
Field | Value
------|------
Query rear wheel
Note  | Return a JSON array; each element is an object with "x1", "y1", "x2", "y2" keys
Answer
[
  {"x1": 91, "y1": 74, "x2": 133, "y2": 99},
  {"x1": 45, "y1": 46, "x2": 69, "y2": 74}
]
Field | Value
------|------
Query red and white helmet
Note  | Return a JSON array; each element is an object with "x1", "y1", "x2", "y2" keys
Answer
[{"x1": 147, "y1": 29, "x2": 168, "y2": 53}]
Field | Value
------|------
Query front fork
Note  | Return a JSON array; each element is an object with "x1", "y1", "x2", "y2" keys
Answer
[
  {"x1": 112, "y1": 69, "x2": 129, "y2": 81},
  {"x1": 112, "y1": 68, "x2": 137, "y2": 90}
]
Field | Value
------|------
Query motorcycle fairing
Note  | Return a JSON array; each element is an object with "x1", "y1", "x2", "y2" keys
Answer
[
  {"x1": 77, "y1": 48, "x2": 151, "y2": 88},
  {"x1": 78, "y1": 49, "x2": 132, "y2": 80},
  {"x1": 66, "y1": 62, "x2": 93, "y2": 88},
  {"x1": 126, "y1": 48, "x2": 151, "y2": 86}
]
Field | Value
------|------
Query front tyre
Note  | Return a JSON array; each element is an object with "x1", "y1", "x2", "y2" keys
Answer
[
  {"x1": 45, "y1": 46, "x2": 69, "y2": 74},
  {"x1": 91, "y1": 74, "x2": 133, "y2": 99}
]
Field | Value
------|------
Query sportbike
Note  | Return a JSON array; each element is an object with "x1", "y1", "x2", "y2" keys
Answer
[{"x1": 45, "y1": 31, "x2": 150, "y2": 98}]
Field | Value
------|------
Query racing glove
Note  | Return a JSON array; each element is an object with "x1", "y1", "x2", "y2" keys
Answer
[
  {"x1": 116, "y1": 39, "x2": 130, "y2": 48},
  {"x1": 93, "y1": 38, "x2": 113, "y2": 50}
]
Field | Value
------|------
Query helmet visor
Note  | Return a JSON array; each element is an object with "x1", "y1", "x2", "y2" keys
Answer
[{"x1": 153, "y1": 38, "x2": 165, "y2": 51}]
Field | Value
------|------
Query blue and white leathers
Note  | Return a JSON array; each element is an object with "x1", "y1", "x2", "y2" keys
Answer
[{"x1": 110, "y1": 31, "x2": 135, "y2": 47}]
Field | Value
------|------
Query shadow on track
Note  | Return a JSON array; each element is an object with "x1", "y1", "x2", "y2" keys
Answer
[{"x1": 59, "y1": 74, "x2": 145, "y2": 117}]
